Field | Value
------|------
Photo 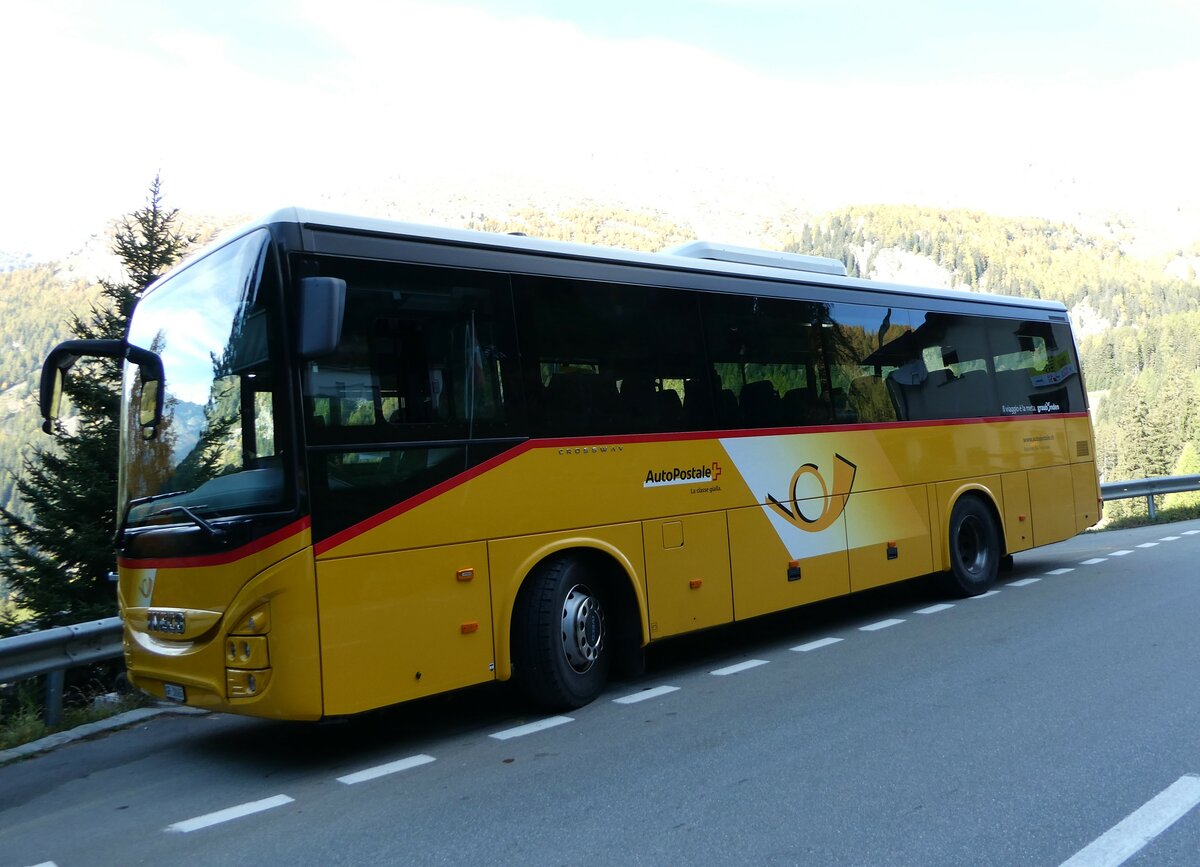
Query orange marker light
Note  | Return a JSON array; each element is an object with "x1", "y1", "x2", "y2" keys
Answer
[
  {"x1": 461, "y1": 621, "x2": 479, "y2": 634},
  {"x1": 689, "y1": 579, "x2": 703, "y2": 589},
  {"x1": 456, "y1": 568, "x2": 475, "y2": 582}
]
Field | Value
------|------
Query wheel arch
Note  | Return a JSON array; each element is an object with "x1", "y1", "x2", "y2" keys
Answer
[
  {"x1": 937, "y1": 482, "x2": 1008, "y2": 572},
  {"x1": 493, "y1": 535, "x2": 649, "y2": 682}
]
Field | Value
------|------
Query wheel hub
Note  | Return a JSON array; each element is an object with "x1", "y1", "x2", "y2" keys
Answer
[{"x1": 561, "y1": 584, "x2": 604, "y2": 673}]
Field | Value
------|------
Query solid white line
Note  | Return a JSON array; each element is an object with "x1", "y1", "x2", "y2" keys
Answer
[
  {"x1": 1159, "y1": 536, "x2": 1181, "y2": 542},
  {"x1": 914, "y1": 603, "x2": 955, "y2": 615},
  {"x1": 1136, "y1": 542, "x2": 1159, "y2": 549},
  {"x1": 1047, "y1": 568, "x2": 1075, "y2": 575},
  {"x1": 1059, "y1": 774, "x2": 1200, "y2": 867},
  {"x1": 1081, "y1": 558, "x2": 1108, "y2": 565},
  {"x1": 1009, "y1": 577, "x2": 1042, "y2": 587},
  {"x1": 613, "y1": 685, "x2": 680, "y2": 704},
  {"x1": 1110, "y1": 550, "x2": 1134, "y2": 556},
  {"x1": 489, "y1": 716, "x2": 573, "y2": 740},
  {"x1": 968, "y1": 590, "x2": 1000, "y2": 599},
  {"x1": 791, "y1": 637, "x2": 844, "y2": 652},
  {"x1": 860, "y1": 618, "x2": 905, "y2": 631},
  {"x1": 711, "y1": 659, "x2": 769, "y2": 676},
  {"x1": 166, "y1": 794, "x2": 294, "y2": 833},
  {"x1": 337, "y1": 754, "x2": 435, "y2": 785}
]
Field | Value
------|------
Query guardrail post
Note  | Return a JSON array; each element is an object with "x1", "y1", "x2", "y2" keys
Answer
[
  {"x1": 44, "y1": 669, "x2": 65, "y2": 728},
  {"x1": 1146, "y1": 495, "x2": 1157, "y2": 520}
]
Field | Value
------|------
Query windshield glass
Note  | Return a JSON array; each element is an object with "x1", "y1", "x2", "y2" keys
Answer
[{"x1": 120, "y1": 228, "x2": 286, "y2": 529}]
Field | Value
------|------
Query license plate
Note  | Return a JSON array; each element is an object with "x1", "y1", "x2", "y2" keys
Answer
[{"x1": 163, "y1": 683, "x2": 186, "y2": 703}]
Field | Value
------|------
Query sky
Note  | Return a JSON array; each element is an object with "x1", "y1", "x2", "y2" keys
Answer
[{"x1": 2, "y1": 0, "x2": 1199, "y2": 259}]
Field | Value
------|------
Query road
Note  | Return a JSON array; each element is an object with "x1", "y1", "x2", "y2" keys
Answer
[{"x1": 3, "y1": 520, "x2": 1200, "y2": 866}]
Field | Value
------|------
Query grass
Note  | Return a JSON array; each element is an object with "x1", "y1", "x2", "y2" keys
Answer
[
  {"x1": 1094, "y1": 499, "x2": 1200, "y2": 532},
  {"x1": 1, "y1": 681, "x2": 151, "y2": 753}
]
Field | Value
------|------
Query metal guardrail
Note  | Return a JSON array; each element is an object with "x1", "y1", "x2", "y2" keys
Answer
[
  {"x1": 0, "y1": 616, "x2": 122, "y2": 727},
  {"x1": 0, "y1": 473, "x2": 1197, "y2": 730},
  {"x1": 1100, "y1": 473, "x2": 1200, "y2": 519}
]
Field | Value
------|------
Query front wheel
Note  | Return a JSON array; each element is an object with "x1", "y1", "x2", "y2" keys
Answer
[
  {"x1": 512, "y1": 554, "x2": 612, "y2": 709},
  {"x1": 940, "y1": 495, "x2": 1001, "y2": 597}
]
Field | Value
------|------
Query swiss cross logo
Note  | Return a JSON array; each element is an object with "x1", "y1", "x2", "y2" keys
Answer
[{"x1": 711, "y1": 461, "x2": 723, "y2": 482}]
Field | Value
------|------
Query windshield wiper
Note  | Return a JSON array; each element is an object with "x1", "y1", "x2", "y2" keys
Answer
[
  {"x1": 156, "y1": 505, "x2": 225, "y2": 540},
  {"x1": 127, "y1": 489, "x2": 190, "y2": 508}
]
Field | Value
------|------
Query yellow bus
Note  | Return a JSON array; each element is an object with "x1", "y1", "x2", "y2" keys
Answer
[{"x1": 40, "y1": 209, "x2": 1100, "y2": 719}]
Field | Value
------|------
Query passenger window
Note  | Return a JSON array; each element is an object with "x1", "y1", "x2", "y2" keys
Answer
[{"x1": 301, "y1": 260, "x2": 523, "y2": 445}]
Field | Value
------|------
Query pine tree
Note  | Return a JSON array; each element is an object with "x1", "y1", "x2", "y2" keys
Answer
[{"x1": 0, "y1": 177, "x2": 195, "y2": 634}]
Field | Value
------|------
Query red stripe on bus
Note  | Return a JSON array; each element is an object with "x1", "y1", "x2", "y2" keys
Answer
[
  {"x1": 313, "y1": 412, "x2": 1091, "y2": 556},
  {"x1": 119, "y1": 517, "x2": 312, "y2": 570}
]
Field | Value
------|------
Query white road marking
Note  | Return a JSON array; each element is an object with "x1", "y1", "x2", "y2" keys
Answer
[
  {"x1": 337, "y1": 754, "x2": 435, "y2": 785},
  {"x1": 914, "y1": 603, "x2": 955, "y2": 615},
  {"x1": 1159, "y1": 536, "x2": 1181, "y2": 542},
  {"x1": 1136, "y1": 542, "x2": 1159, "y2": 549},
  {"x1": 1109, "y1": 550, "x2": 1134, "y2": 556},
  {"x1": 859, "y1": 618, "x2": 905, "y2": 631},
  {"x1": 1047, "y1": 568, "x2": 1075, "y2": 575},
  {"x1": 613, "y1": 685, "x2": 680, "y2": 704},
  {"x1": 791, "y1": 637, "x2": 844, "y2": 652},
  {"x1": 165, "y1": 794, "x2": 294, "y2": 833},
  {"x1": 1081, "y1": 558, "x2": 1108, "y2": 565},
  {"x1": 1059, "y1": 773, "x2": 1200, "y2": 867},
  {"x1": 28, "y1": 862, "x2": 58, "y2": 867},
  {"x1": 968, "y1": 590, "x2": 1001, "y2": 599},
  {"x1": 1183, "y1": 530, "x2": 1200, "y2": 536},
  {"x1": 489, "y1": 716, "x2": 573, "y2": 740},
  {"x1": 1009, "y1": 578, "x2": 1042, "y2": 587},
  {"x1": 711, "y1": 659, "x2": 769, "y2": 676}
]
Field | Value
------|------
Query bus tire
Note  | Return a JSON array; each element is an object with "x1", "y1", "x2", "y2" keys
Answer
[
  {"x1": 940, "y1": 495, "x2": 1001, "y2": 597},
  {"x1": 512, "y1": 553, "x2": 611, "y2": 709}
]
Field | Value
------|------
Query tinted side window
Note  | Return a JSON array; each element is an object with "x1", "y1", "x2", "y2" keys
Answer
[
  {"x1": 826, "y1": 303, "x2": 915, "y2": 424},
  {"x1": 301, "y1": 259, "x2": 523, "y2": 446},
  {"x1": 702, "y1": 293, "x2": 832, "y2": 429},
  {"x1": 514, "y1": 277, "x2": 710, "y2": 435},
  {"x1": 992, "y1": 321, "x2": 1086, "y2": 416}
]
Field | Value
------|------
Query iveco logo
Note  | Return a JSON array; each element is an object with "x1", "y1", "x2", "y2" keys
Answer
[{"x1": 147, "y1": 610, "x2": 186, "y2": 635}]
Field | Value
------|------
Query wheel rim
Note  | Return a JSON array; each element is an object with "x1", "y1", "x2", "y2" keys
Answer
[
  {"x1": 956, "y1": 514, "x2": 988, "y2": 576},
  {"x1": 560, "y1": 584, "x2": 604, "y2": 673}
]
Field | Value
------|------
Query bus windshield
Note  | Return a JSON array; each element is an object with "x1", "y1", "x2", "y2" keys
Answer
[{"x1": 120, "y1": 228, "x2": 286, "y2": 529}]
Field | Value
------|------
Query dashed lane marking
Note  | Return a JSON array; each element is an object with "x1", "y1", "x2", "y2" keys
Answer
[
  {"x1": 489, "y1": 716, "x2": 574, "y2": 740},
  {"x1": 337, "y1": 754, "x2": 435, "y2": 785},
  {"x1": 859, "y1": 619, "x2": 905, "y2": 632},
  {"x1": 613, "y1": 685, "x2": 680, "y2": 704},
  {"x1": 711, "y1": 659, "x2": 770, "y2": 676},
  {"x1": 968, "y1": 590, "x2": 1001, "y2": 599},
  {"x1": 1047, "y1": 568, "x2": 1075, "y2": 575},
  {"x1": 791, "y1": 637, "x2": 844, "y2": 652},
  {"x1": 1136, "y1": 542, "x2": 1159, "y2": 549},
  {"x1": 1109, "y1": 550, "x2": 1134, "y2": 556},
  {"x1": 165, "y1": 795, "x2": 294, "y2": 833},
  {"x1": 1080, "y1": 558, "x2": 1108, "y2": 565},
  {"x1": 1159, "y1": 536, "x2": 1181, "y2": 542},
  {"x1": 1009, "y1": 578, "x2": 1042, "y2": 587},
  {"x1": 914, "y1": 603, "x2": 955, "y2": 615}
]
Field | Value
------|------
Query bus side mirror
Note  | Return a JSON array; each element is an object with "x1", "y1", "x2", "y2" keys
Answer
[
  {"x1": 298, "y1": 277, "x2": 346, "y2": 358},
  {"x1": 39, "y1": 339, "x2": 124, "y2": 434},
  {"x1": 126, "y1": 344, "x2": 166, "y2": 436}
]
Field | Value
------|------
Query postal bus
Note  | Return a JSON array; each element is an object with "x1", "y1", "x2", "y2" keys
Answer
[{"x1": 40, "y1": 209, "x2": 1101, "y2": 719}]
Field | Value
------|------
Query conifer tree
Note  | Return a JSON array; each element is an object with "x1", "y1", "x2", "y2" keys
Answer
[{"x1": 0, "y1": 177, "x2": 195, "y2": 633}]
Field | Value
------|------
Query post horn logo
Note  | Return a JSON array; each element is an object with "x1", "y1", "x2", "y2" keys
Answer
[{"x1": 766, "y1": 454, "x2": 858, "y2": 532}]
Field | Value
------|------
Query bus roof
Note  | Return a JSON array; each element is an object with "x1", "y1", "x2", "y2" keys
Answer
[{"x1": 221, "y1": 207, "x2": 1069, "y2": 317}]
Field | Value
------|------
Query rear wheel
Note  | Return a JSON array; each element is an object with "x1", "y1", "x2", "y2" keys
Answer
[
  {"x1": 940, "y1": 495, "x2": 1001, "y2": 597},
  {"x1": 512, "y1": 554, "x2": 611, "y2": 709}
]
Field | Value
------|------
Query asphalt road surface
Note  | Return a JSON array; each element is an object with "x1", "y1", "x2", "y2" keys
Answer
[{"x1": 3, "y1": 520, "x2": 1199, "y2": 866}]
